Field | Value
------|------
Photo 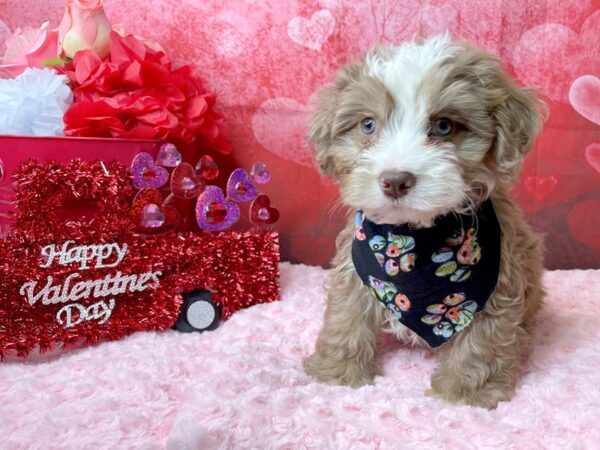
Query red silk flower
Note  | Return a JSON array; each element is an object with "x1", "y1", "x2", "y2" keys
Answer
[{"x1": 62, "y1": 31, "x2": 230, "y2": 153}]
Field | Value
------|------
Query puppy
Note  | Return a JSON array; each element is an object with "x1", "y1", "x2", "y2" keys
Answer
[{"x1": 304, "y1": 35, "x2": 545, "y2": 409}]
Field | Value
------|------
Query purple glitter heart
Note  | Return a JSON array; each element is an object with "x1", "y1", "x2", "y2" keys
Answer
[
  {"x1": 195, "y1": 186, "x2": 240, "y2": 232},
  {"x1": 249, "y1": 162, "x2": 271, "y2": 184},
  {"x1": 156, "y1": 143, "x2": 182, "y2": 168},
  {"x1": 131, "y1": 152, "x2": 169, "y2": 189},
  {"x1": 226, "y1": 168, "x2": 258, "y2": 202}
]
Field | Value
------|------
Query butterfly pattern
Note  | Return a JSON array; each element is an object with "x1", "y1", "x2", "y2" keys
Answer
[
  {"x1": 420, "y1": 292, "x2": 477, "y2": 339},
  {"x1": 367, "y1": 276, "x2": 411, "y2": 320},
  {"x1": 368, "y1": 232, "x2": 416, "y2": 276},
  {"x1": 431, "y1": 228, "x2": 482, "y2": 282}
]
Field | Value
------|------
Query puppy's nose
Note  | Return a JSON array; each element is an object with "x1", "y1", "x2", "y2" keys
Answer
[{"x1": 379, "y1": 171, "x2": 416, "y2": 199}]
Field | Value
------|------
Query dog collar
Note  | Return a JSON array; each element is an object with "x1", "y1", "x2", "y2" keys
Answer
[{"x1": 351, "y1": 200, "x2": 501, "y2": 348}]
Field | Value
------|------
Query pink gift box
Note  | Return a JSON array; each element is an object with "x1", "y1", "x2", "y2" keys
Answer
[{"x1": 0, "y1": 135, "x2": 163, "y2": 235}]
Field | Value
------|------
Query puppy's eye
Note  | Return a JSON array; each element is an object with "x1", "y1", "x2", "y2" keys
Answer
[
  {"x1": 360, "y1": 117, "x2": 376, "y2": 135},
  {"x1": 431, "y1": 118, "x2": 454, "y2": 137}
]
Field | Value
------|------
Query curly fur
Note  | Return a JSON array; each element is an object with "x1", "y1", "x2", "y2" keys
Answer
[{"x1": 304, "y1": 35, "x2": 545, "y2": 409}]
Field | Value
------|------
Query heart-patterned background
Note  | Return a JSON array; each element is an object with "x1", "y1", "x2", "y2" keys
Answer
[{"x1": 1, "y1": 0, "x2": 598, "y2": 268}]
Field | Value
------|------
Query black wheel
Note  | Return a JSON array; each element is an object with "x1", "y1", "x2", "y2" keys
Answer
[{"x1": 173, "y1": 290, "x2": 221, "y2": 333}]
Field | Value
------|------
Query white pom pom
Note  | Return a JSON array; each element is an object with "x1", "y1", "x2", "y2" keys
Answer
[{"x1": 0, "y1": 68, "x2": 73, "y2": 136}]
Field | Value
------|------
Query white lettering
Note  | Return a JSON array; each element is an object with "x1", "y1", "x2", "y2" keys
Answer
[{"x1": 56, "y1": 299, "x2": 116, "y2": 328}]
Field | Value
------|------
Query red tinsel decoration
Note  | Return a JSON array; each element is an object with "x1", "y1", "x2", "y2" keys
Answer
[
  {"x1": 61, "y1": 32, "x2": 230, "y2": 153},
  {"x1": 0, "y1": 159, "x2": 279, "y2": 359}
]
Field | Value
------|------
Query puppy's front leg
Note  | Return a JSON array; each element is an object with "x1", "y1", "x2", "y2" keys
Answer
[
  {"x1": 427, "y1": 308, "x2": 524, "y2": 409},
  {"x1": 304, "y1": 260, "x2": 381, "y2": 388}
]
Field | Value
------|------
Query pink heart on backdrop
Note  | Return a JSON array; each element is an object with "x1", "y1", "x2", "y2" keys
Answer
[
  {"x1": 512, "y1": 11, "x2": 600, "y2": 102},
  {"x1": 568, "y1": 200, "x2": 600, "y2": 250},
  {"x1": 252, "y1": 97, "x2": 316, "y2": 168},
  {"x1": 287, "y1": 9, "x2": 336, "y2": 51},
  {"x1": 584, "y1": 143, "x2": 600, "y2": 174},
  {"x1": 569, "y1": 75, "x2": 600, "y2": 125},
  {"x1": 524, "y1": 175, "x2": 558, "y2": 201}
]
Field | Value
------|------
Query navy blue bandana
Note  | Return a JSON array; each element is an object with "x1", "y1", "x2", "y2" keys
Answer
[{"x1": 351, "y1": 200, "x2": 501, "y2": 348}]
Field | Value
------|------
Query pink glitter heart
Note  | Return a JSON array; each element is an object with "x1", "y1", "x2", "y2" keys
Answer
[
  {"x1": 156, "y1": 143, "x2": 182, "y2": 168},
  {"x1": 195, "y1": 186, "x2": 240, "y2": 231},
  {"x1": 131, "y1": 153, "x2": 169, "y2": 189},
  {"x1": 226, "y1": 168, "x2": 258, "y2": 202},
  {"x1": 140, "y1": 203, "x2": 165, "y2": 228}
]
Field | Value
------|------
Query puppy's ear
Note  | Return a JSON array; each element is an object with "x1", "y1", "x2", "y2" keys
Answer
[
  {"x1": 307, "y1": 61, "x2": 363, "y2": 177},
  {"x1": 492, "y1": 74, "x2": 545, "y2": 181}
]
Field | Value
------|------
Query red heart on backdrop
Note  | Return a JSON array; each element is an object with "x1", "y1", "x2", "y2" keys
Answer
[
  {"x1": 131, "y1": 188, "x2": 180, "y2": 233},
  {"x1": 568, "y1": 200, "x2": 600, "y2": 250},
  {"x1": 171, "y1": 162, "x2": 205, "y2": 199},
  {"x1": 570, "y1": 76, "x2": 600, "y2": 125},
  {"x1": 585, "y1": 143, "x2": 600, "y2": 174},
  {"x1": 250, "y1": 194, "x2": 279, "y2": 224},
  {"x1": 524, "y1": 175, "x2": 558, "y2": 201}
]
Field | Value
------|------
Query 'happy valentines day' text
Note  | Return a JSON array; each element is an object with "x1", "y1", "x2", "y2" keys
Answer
[{"x1": 19, "y1": 241, "x2": 162, "y2": 328}]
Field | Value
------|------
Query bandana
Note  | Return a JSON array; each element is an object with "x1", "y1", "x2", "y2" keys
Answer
[{"x1": 351, "y1": 200, "x2": 501, "y2": 348}]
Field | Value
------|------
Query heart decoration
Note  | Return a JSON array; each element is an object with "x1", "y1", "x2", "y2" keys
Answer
[
  {"x1": 227, "y1": 168, "x2": 258, "y2": 202},
  {"x1": 585, "y1": 143, "x2": 600, "y2": 174},
  {"x1": 131, "y1": 152, "x2": 169, "y2": 189},
  {"x1": 569, "y1": 75, "x2": 600, "y2": 126},
  {"x1": 250, "y1": 194, "x2": 279, "y2": 225},
  {"x1": 287, "y1": 9, "x2": 336, "y2": 51},
  {"x1": 171, "y1": 162, "x2": 205, "y2": 199},
  {"x1": 195, "y1": 186, "x2": 240, "y2": 232},
  {"x1": 131, "y1": 188, "x2": 180, "y2": 233},
  {"x1": 195, "y1": 155, "x2": 219, "y2": 180},
  {"x1": 524, "y1": 175, "x2": 558, "y2": 201},
  {"x1": 156, "y1": 143, "x2": 182, "y2": 168},
  {"x1": 140, "y1": 204, "x2": 165, "y2": 228},
  {"x1": 249, "y1": 162, "x2": 271, "y2": 184}
]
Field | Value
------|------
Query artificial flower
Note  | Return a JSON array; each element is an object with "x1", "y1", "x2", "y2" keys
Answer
[
  {"x1": 112, "y1": 24, "x2": 165, "y2": 54},
  {"x1": 0, "y1": 68, "x2": 73, "y2": 136},
  {"x1": 0, "y1": 22, "x2": 60, "y2": 78},
  {"x1": 59, "y1": 0, "x2": 112, "y2": 59},
  {"x1": 63, "y1": 32, "x2": 230, "y2": 152}
]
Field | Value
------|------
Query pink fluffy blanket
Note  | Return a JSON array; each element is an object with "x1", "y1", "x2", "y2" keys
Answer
[{"x1": 1, "y1": 264, "x2": 599, "y2": 449}]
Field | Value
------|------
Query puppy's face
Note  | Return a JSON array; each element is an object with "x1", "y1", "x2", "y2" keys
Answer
[{"x1": 308, "y1": 36, "x2": 542, "y2": 226}]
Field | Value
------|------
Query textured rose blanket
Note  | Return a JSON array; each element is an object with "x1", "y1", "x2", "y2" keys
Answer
[{"x1": 1, "y1": 263, "x2": 599, "y2": 449}]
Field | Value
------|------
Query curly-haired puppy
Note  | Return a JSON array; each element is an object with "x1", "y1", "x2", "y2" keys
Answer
[{"x1": 304, "y1": 35, "x2": 545, "y2": 409}]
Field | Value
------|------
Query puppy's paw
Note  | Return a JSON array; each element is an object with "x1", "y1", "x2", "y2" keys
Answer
[
  {"x1": 304, "y1": 353, "x2": 375, "y2": 388},
  {"x1": 427, "y1": 374, "x2": 513, "y2": 409}
]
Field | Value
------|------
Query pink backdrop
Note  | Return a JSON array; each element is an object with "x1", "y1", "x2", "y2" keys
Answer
[{"x1": 1, "y1": 0, "x2": 599, "y2": 269}]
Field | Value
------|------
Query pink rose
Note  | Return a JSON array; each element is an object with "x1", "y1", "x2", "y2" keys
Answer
[
  {"x1": 59, "y1": 0, "x2": 112, "y2": 59},
  {"x1": 0, "y1": 22, "x2": 60, "y2": 78}
]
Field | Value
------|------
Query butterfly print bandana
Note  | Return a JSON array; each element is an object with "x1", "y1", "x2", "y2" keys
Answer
[{"x1": 351, "y1": 200, "x2": 501, "y2": 348}]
